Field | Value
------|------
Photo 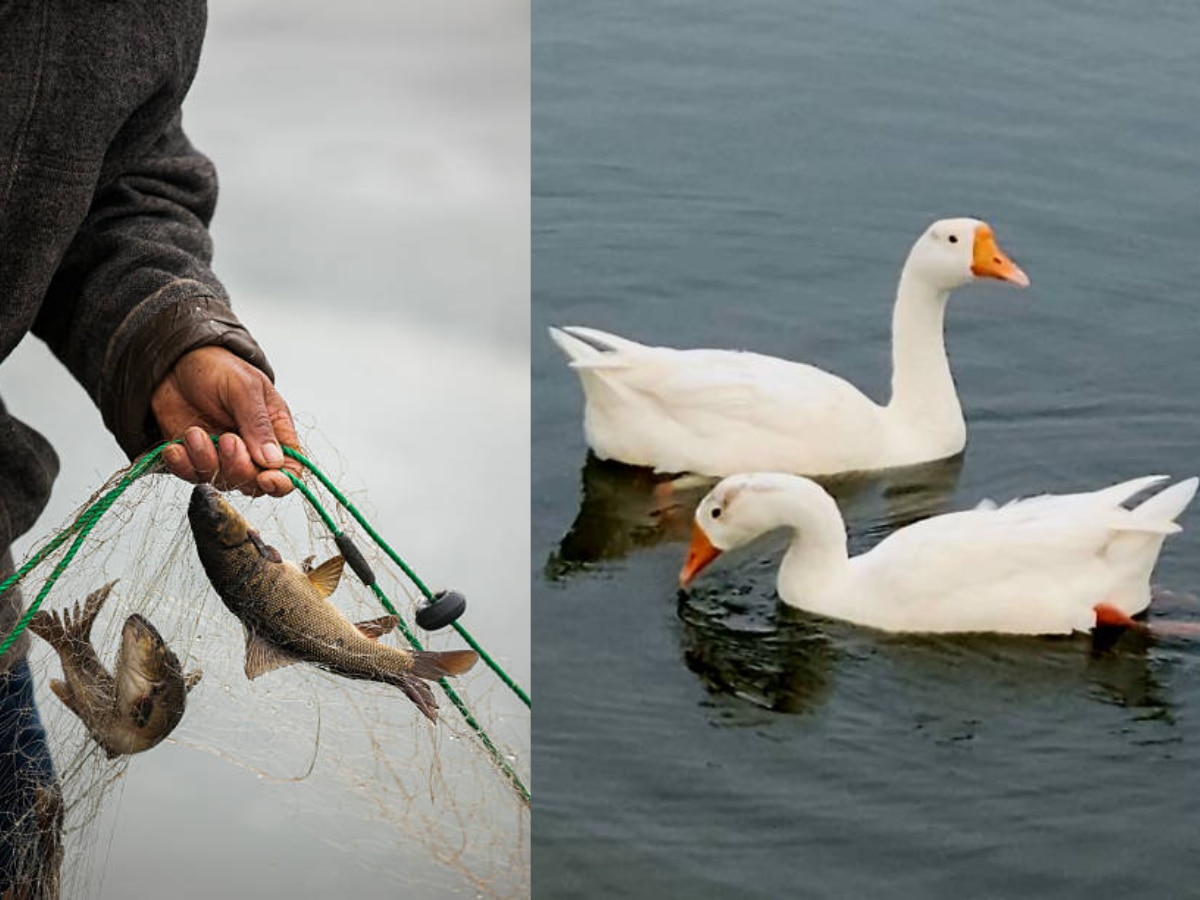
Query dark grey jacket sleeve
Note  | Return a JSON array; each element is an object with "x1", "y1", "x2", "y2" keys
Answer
[{"x1": 31, "y1": 113, "x2": 274, "y2": 459}]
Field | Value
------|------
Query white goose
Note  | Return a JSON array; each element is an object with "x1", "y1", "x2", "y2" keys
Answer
[
  {"x1": 550, "y1": 218, "x2": 1029, "y2": 477},
  {"x1": 679, "y1": 473, "x2": 1198, "y2": 635}
]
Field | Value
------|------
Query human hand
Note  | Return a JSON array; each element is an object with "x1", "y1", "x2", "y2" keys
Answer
[{"x1": 151, "y1": 346, "x2": 300, "y2": 496}]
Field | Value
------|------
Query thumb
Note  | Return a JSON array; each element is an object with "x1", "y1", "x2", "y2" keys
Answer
[
  {"x1": 263, "y1": 381, "x2": 299, "y2": 462},
  {"x1": 226, "y1": 372, "x2": 288, "y2": 469}
]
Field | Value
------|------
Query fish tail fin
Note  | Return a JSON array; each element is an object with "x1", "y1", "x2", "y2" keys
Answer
[
  {"x1": 392, "y1": 675, "x2": 439, "y2": 722},
  {"x1": 70, "y1": 581, "x2": 118, "y2": 641},
  {"x1": 27, "y1": 609, "x2": 67, "y2": 650},
  {"x1": 410, "y1": 649, "x2": 479, "y2": 680},
  {"x1": 29, "y1": 581, "x2": 118, "y2": 650}
]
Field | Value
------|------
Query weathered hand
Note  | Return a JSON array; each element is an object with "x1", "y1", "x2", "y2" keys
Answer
[{"x1": 151, "y1": 346, "x2": 300, "y2": 496}]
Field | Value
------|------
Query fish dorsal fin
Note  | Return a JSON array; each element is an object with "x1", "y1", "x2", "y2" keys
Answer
[
  {"x1": 185, "y1": 669, "x2": 203, "y2": 691},
  {"x1": 244, "y1": 632, "x2": 301, "y2": 680},
  {"x1": 354, "y1": 615, "x2": 399, "y2": 640},
  {"x1": 306, "y1": 555, "x2": 344, "y2": 598}
]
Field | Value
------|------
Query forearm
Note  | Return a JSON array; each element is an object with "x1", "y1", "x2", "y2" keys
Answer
[
  {"x1": 32, "y1": 116, "x2": 273, "y2": 458},
  {"x1": 101, "y1": 290, "x2": 274, "y2": 460}
]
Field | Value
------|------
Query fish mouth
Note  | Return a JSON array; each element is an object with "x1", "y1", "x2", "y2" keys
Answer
[
  {"x1": 188, "y1": 483, "x2": 223, "y2": 528},
  {"x1": 122, "y1": 614, "x2": 166, "y2": 652},
  {"x1": 120, "y1": 615, "x2": 176, "y2": 682},
  {"x1": 188, "y1": 483, "x2": 249, "y2": 546}
]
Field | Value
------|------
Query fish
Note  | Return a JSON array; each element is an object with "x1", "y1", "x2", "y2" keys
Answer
[
  {"x1": 28, "y1": 582, "x2": 201, "y2": 759},
  {"x1": 186, "y1": 483, "x2": 477, "y2": 722}
]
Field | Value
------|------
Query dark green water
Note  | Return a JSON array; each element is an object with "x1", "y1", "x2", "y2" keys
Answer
[{"x1": 533, "y1": 2, "x2": 1200, "y2": 896}]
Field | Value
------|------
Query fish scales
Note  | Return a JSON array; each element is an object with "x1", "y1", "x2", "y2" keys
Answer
[
  {"x1": 187, "y1": 483, "x2": 477, "y2": 721},
  {"x1": 28, "y1": 581, "x2": 200, "y2": 758}
]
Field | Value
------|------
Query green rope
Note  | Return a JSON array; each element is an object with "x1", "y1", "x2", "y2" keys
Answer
[
  {"x1": 0, "y1": 445, "x2": 167, "y2": 657},
  {"x1": 283, "y1": 469, "x2": 531, "y2": 804},
  {"x1": 281, "y1": 446, "x2": 532, "y2": 710},
  {"x1": 0, "y1": 439, "x2": 530, "y2": 806}
]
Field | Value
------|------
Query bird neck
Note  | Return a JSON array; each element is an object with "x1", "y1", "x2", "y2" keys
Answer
[
  {"x1": 886, "y1": 267, "x2": 963, "y2": 441},
  {"x1": 770, "y1": 485, "x2": 852, "y2": 608}
]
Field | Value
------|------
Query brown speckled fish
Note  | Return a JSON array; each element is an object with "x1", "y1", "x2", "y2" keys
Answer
[
  {"x1": 29, "y1": 582, "x2": 200, "y2": 758},
  {"x1": 187, "y1": 483, "x2": 476, "y2": 722}
]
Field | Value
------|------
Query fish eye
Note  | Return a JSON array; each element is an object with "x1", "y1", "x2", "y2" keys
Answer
[
  {"x1": 948, "y1": 234, "x2": 958, "y2": 244},
  {"x1": 711, "y1": 507, "x2": 722, "y2": 519}
]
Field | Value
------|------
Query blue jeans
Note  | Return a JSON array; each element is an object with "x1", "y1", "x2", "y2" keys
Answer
[{"x1": 0, "y1": 658, "x2": 57, "y2": 890}]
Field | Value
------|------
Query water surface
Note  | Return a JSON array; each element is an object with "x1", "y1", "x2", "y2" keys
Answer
[{"x1": 534, "y1": 2, "x2": 1200, "y2": 896}]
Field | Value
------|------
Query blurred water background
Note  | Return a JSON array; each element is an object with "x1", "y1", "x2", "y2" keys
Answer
[
  {"x1": 534, "y1": 2, "x2": 1200, "y2": 897},
  {"x1": 1, "y1": 1, "x2": 529, "y2": 896}
]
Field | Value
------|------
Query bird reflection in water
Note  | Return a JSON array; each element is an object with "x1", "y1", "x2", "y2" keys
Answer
[
  {"x1": 676, "y1": 580, "x2": 841, "y2": 717},
  {"x1": 677, "y1": 587, "x2": 1175, "y2": 725},
  {"x1": 550, "y1": 450, "x2": 1179, "y2": 726},
  {"x1": 546, "y1": 452, "x2": 966, "y2": 579}
]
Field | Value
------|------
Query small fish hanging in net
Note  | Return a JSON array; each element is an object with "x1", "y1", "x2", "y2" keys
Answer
[{"x1": 0, "y1": 441, "x2": 529, "y2": 899}]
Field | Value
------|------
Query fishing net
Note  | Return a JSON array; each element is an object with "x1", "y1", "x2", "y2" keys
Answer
[{"x1": 0, "y1": 434, "x2": 530, "y2": 899}]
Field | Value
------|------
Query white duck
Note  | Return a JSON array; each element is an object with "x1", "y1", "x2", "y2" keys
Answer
[
  {"x1": 550, "y1": 218, "x2": 1029, "y2": 477},
  {"x1": 679, "y1": 473, "x2": 1198, "y2": 635}
]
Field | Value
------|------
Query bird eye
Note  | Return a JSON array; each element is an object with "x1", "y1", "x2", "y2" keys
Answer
[
  {"x1": 948, "y1": 234, "x2": 958, "y2": 244},
  {"x1": 711, "y1": 507, "x2": 722, "y2": 519}
]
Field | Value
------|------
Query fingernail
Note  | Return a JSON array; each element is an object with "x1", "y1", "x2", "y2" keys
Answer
[
  {"x1": 263, "y1": 441, "x2": 284, "y2": 467},
  {"x1": 185, "y1": 430, "x2": 209, "y2": 454}
]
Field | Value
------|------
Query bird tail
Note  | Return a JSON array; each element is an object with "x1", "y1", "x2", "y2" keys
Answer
[
  {"x1": 548, "y1": 326, "x2": 639, "y2": 369},
  {"x1": 1094, "y1": 475, "x2": 1171, "y2": 509},
  {"x1": 1126, "y1": 477, "x2": 1199, "y2": 534}
]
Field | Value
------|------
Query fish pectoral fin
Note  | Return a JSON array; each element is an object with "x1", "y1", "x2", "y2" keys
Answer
[
  {"x1": 244, "y1": 633, "x2": 302, "y2": 680},
  {"x1": 247, "y1": 528, "x2": 284, "y2": 564},
  {"x1": 306, "y1": 555, "x2": 345, "y2": 598},
  {"x1": 185, "y1": 669, "x2": 203, "y2": 691},
  {"x1": 27, "y1": 610, "x2": 65, "y2": 648},
  {"x1": 130, "y1": 694, "x2": 154, "y2": 729},
  {"x1": 354, "y1": 615, "x2": 399, "y2": 641}
]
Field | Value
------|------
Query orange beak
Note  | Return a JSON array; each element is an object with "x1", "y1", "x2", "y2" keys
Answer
[
  {"x1": 679, "y1": 522, "x2": 722, "y2": 589},
  {"x1": 971, "y1": 224, "x2": 1030, "y2": 287}
]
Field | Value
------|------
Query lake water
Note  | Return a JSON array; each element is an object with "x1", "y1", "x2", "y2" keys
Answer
[
  {"x1": 533, "y1": 2, "x2": 1200, "y2": 897},
  {"x1": 1, "y1": 1, "x2": 528, "y2": 897}
]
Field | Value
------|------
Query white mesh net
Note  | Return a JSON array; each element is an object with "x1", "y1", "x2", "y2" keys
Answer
[{"x1": 0, "y1": 449, "x2": 530, "y2": 899}]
